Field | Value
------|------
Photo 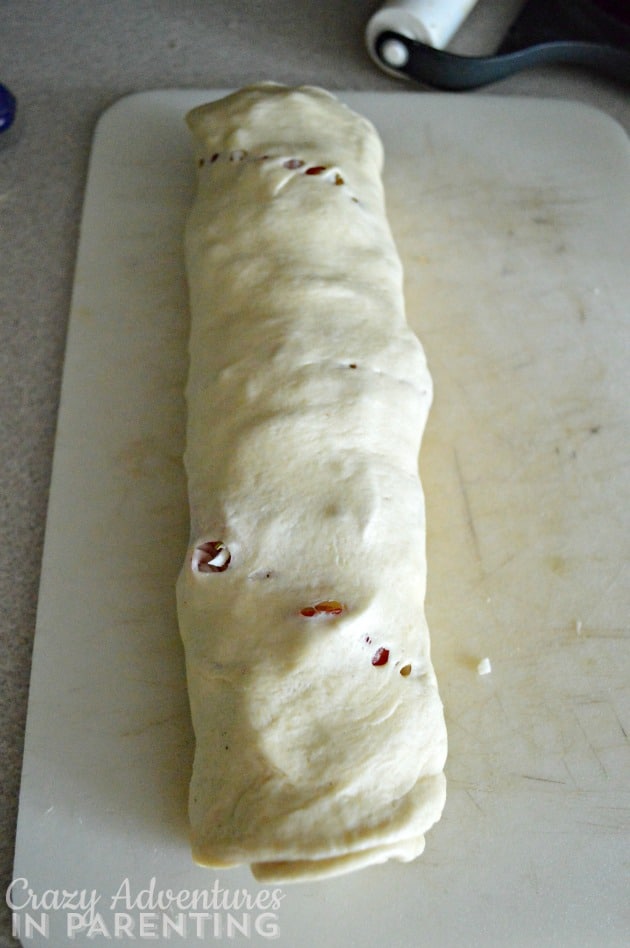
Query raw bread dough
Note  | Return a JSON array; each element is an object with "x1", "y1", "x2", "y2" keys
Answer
[{"x1": 176, "y1": 83, "x2": 447, "y2": 882}]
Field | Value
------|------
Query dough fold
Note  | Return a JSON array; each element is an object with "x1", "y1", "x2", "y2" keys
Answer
[{"x1": 177, "y1": 83, "x2": 447, "y2": 882}]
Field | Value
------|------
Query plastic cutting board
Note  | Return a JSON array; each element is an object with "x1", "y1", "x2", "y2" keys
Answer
[{"x1": 13, "y1": 90, "x2": 630, "y2": 947}]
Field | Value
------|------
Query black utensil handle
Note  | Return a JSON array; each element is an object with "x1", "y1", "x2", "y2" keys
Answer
[
  {"x1": 497, "y1": 0, "x2": 630, "y2": 54},
  {"x1": 374, "y1": 30, "x2": 630, "y2": 90}
]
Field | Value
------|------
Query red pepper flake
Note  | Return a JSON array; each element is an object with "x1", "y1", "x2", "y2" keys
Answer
[
  {"x1": 195, "y1": 541, "x2": 231, "y2": 573},
  {"x1": 315, "y1": 600, "x2": 344, "y2": 615},
  {"x1": 300, "y1": 600, "x2": 345, "y2": 618},
  {"x1": 371, "y1": 647, "x2": 390, "y2": 666},
  {"x1": 305, "y1": 165, "x2": 327, "y2": 175},
  {"x1": 283, "y1": 158, "x2": 305, "y2": 169}
]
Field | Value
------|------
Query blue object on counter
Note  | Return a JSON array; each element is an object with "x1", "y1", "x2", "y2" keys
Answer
[{"x1": 1, "y1": 82, "x2": 17, "y2": 133}]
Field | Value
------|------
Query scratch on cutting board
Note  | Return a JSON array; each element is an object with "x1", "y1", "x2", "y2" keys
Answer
[
  {"x1": 575, "y1": 815, "x2": 630, "y2": 833},
  {"x1": 517, "y1": 774, "x2": 567, "y2": 786},
  {"x1": 453, "y1": 447, "x2": 483, "y2": 568},
  {"x1": 586, "y1": 805, "x2": 630, "y2": 830},
  {"x1": 579, "y1": 563, "x2": 627, "y2": 626},
  {"x1": 465, "y1": 789, "x2": 486, "y2": 814},
  {"x1": 116, "y1": 436, "x2": 181, "y2": 480},
  {"x1": 120, "y1": 709, "x2": 188, "y2": 738},
  {"x1": 570, "y1": 708, "x2": 610, "y2": 782},
  {"x1": 615, "y1": 711, "x2": 628, "y2": 741}
]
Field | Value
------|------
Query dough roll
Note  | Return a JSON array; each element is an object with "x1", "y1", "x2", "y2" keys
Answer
[{"x1": 176, "y1": 83, "x2": 447, "y2": 882}]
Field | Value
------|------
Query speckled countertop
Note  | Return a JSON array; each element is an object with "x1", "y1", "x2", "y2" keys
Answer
[{"x1": 1, "y1": 2, "x2": 628, "y2": 944}]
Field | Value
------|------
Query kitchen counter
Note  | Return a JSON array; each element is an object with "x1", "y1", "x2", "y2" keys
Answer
[{"x1": 1, "y1": 2, "x2": 628, "y2": 946}]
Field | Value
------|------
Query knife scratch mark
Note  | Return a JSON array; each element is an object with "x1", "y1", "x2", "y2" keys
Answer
[
  {"x1": 557, "y1": 758, "x2": 576, "y2": 791},
  {"x1": 465, "y1": 789, "x2": 485, "y2": 814},
  {"x1": 454, "y1": 447, "x2": 483, "y2": 568},
  {"x1": 120, "y1": 709, "x2": 189, "y2": 737},
  {"x1": 575, "y1": 819, "x2": 629, "y2": 832},
  {"x1": 571, "y1": 707, "x2": 610, "y2": 780},
  {"x1": 614, "y1": 711, "x2": 628, "y2": 742},
  {"x1": 579, "y1": 563, "x2": 627, "y2": 627},
  {"x1": 517, "y1": 774, "x2": 567, "y2": 785}
]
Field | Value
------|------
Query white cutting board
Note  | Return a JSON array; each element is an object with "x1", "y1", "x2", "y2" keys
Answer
[{"x1": 13, "y1": 91, "x2": 630, "y2": 947}]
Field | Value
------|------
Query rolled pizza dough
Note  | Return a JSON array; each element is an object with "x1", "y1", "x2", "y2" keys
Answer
[{"x1": 176, "y1": 83, "x2": 447, "y2": 882}]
